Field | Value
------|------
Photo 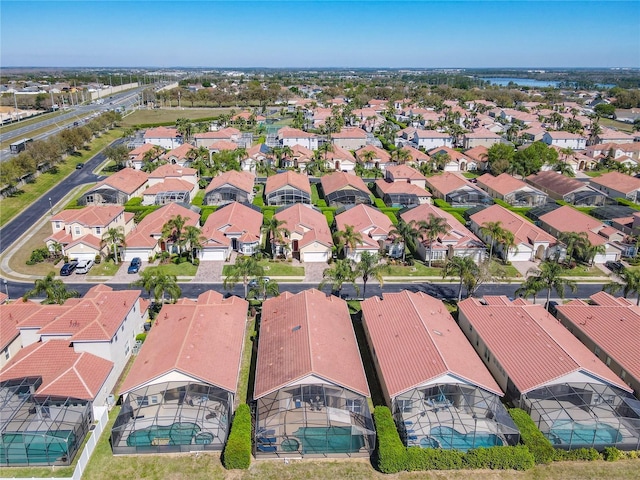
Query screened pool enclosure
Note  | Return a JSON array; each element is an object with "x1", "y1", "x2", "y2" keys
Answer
[
  {"x1": 392, "y1": 383, "x2": 520, "y2": 452},
  {"x1": 323, "y1": 187, "x2": 372, "y2": 207},
  {"x1": 111, "y1": 381, "x2": 232, "y2": 454},
  {"x1": 266, "y1": 186, "x2": 311, "y2": 206},
  {"x1": 522, "y1": 383, "x2": 640, "y2": 450},
  {"x1": 0, "y1": 377, "x2": 92, "y2": 466},
  {"x1": 254, "y1": 384, "x2": 375, "y2": 457},
  {"x1": 203, "y1": 185, "x2": 251, "y2": 206}
]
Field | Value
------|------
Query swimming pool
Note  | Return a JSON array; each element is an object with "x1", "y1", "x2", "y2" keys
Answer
[
  {"x1": 548, "y1": 421, "x2": 622, "y2": 447},
  {"x1": 429, "y1": 426, "x2": 503, "y2": 451},
  {"x1": 292, "y1": 426, "x2": 365, "y2": 454}
]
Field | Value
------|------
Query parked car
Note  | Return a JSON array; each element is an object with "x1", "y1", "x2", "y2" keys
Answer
[
  {"x1": 60, "y1": 261, "x2": 78, "y2": 276},
  {"x1": 604, "y1": 261, "x2": 625, "y2": 274},
  {"x1": 127, "y1": 257, "x2": 142, "y2": 274},
  {"x1": 248, "y1": 277, "x2": 270, "y2": 288},
  {"x1": 76, "y1": 163, "x2": 84, "y2": 169},
  {"x1": 75, "y1": 259, "x2": 94, "y2": 274}
]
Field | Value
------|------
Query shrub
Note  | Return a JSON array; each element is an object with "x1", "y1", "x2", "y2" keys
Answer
[
  {"x1": 94, "y1": 254, "x2": 102, "y2": 264},
  {"x1": 27, "y1": 247, "x2": 50, "y2": 265},
  {"x1": 434, "y1": 198, "x2": 452, "y2": 208},
  {"x1": 406, "y1": 447, "x2": 464, "y2": 470},
  {"x1": 374, "y1": 197, "x2": 386, "y2": 208},
  {"x1": 316, "y1": 199, "x2": 327, "y2": 207},
  {"x1": 553, "y1": 448, "x2": 600, "y2": 462},
  {"x1": 602, "y1": 446, "x2": 622, "y2": 462},
  {"x1": 199, "y1": 206, "x2": 217, "y2": 223},
  {"x1": 135, "y1": 333, "x2": 147, "y2": 343},
  {"x1": 509, "y1": 408, "x2": 555, "y2": 464},
  {"x1": 373, "y1": 406, "x2": 407, "y2": 474},
  {"x1": 124, "y1": 197, "x2": 143, "y2": 207},
  {"x1": 222, "y1": 404, "x2": 252, "y2": 469},
  {"x1": 252, "y1": 194, "x2": 264, "y2": 207}
]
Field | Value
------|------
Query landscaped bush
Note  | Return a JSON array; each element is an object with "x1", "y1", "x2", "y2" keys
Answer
[
  {"x1": 222, "y1": 403, "x2": 252, "y2": 469},
  {"x1": 553, "y1": 447, "x2": 600, "y2": 461},
  {"x1": 373, "y1": 406, "x2": 407, "y2": 474},
  {"x1": 261, "y1": 206, "x2": 277, "y2": 221},
  {"x1": 252, "y1": 193, "x2": 264, "y2": 207},
  {"x1": 316, "y1": 199, "x2": 327, "y2": 207},
  {"x1": 124, "y1": 197, "x2": 143, "y2": 207},
  {"x1": 135, "y1": 333, "x2": 147, "y2": 343},
  {"x1": 433, "y1": 198, "x2": 452, "y2": 208},
  {"x1": 26, "y1": 247, "x2": 51, "y2": 265},
  {"x1": 405, "y1": 447, "x2": 464, "y2": 470},
  {"x1": 200, "y1": 206, "x2": 217, "y2": 223},
  {"x1": 509, "y1": 408, "x2": 555, "y2": 464},
  {"x1": 463, "y1": 446, "x2": 535, "y2": 470},
  {"x1": 374, "y1": 197, "x2": 386, "y2": 208},
  {"x1": 602, "y1": 446, "x2": 622, "y2": 462}
]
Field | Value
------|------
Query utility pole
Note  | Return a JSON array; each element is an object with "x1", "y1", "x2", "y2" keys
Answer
[{"x1": 13, "y1": 92, "x2": 19, "y2": 121}]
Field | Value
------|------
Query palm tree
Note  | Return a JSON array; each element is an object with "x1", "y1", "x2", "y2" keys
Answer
[
  {"x1": 431, "y1": 152, "x2": 451, "y2": 171},
  {"x1": 100, "y1": 227, "x2": 126, "y2": 264},
  {"x1": 262, "y1": 217, "x2": 290, "y2": 258},
  {"x1": 603, "y1": 268, "x2": 640, "y2": 305},
  {"x1": 388, "y1": 219, "x2": 419, "y2": 264},
  {"x1": 319, "y1": 258, "x2": 359, "y2": 298},
  {"x1": 515, "y1": 276, "x2": 545, "y2": 304},
  {"x1": 355, "y1": 252, "x2": 388, "y2": 299},
  {"x1": 442, "y1": 256, "x2": 479, "y2": 302},
  {"x1": 161, "y1": 215, "x2": 188, "y2": 256},
  {"x1": 359, "y1": 150, "x2": 376, "y2": 172},
  {"x1": 248, "y1": 277, "x2": 280, "y2": 301},
  {"x1": 333, "y1": 225, "x2": 363, "y2": 259},
  {"x1": 223, "y1": 256, "x2": 265, "y2": 299},
  {"x1": 133, "y1": 270, "x2": 182, "y2": 304},
  {"x1": 498, "y1": 230, "x2": 516, "y2": 264},
  {"x1": 182, "y1": 225, "x2": 206, "y2": 263},
  {"x1": 419, "y1": 215, "x2": 449, "y2": 267},
  {"x1": 558, "y1": 231, "x2": 589, "y2": 265},
  {"x1": 22, "y1": 271, "x2": 78, "y2": 304},
  {"x1": 526, "y1": 261, "x2": 577, "y2": 310},
  {"x1": 480, "y1": 221, "x2": 504, "y2": 262}
]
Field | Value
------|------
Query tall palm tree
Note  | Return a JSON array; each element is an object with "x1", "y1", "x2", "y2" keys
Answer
[
  {"x1": 499, "y1": 230, "x2": 516, "y2": 264},
  {"x1": 182, "y1": 225, "x2": 206, "y2": 263},
  {"x1": 515, "y1": 276, "x2": 545, "y2": 304},
  {"x1": 223, "y1": 256, "x2": 265, "y2": 299},
  {"x1": 133, "y1": 270, "x2": 181, "y2": 304},
  {"x1": 442, "y1": 256, "x2": 479, "y2": 302},
  {"x1": 419, "y1": 215, "x2": 449, "y2": 267},
  {"x1": 355, "y1": 252, "x2": 388, "y2": 299},
  {"x1": 22, "y1": 271, "x2": 78, "y2": 304},
  {"x1": 161, "y1": 215, "x2": 188, "y2": 255},
  {"x1": 262, "y1": 217, "x2": 290, "y2": 258},
  {"x1": 558, "y1": 231, "x2": 589, "y2": 265},
  {"x1": 359, "y1": 150, "x2": 376, "y2": 172},
  {"x1": 603, "y1": 268, "x2": 640, "y2": 305},
  {"x1": 248, "y1": 277, "x2": 280, "y2": 301},
  {"x1": 319, "y1": 258, "x2": 359, "y2": 298},
  {"x1": 333, "y1": 225, "x2": 363, "y2": 259},
  {"x1": 480, "y1": 221, "x2": 505, "y2": 262},
  {"x1": 526, "y1": 261, "x2": 577, "y2": 310},
  {"x1": 100, "y1": 227, "x2": 126, "y2": 264},
  {"x1": 389, "y1": 219, "x2": 419, "y2": 264}
]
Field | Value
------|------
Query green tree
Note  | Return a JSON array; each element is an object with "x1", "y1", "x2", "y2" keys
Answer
[
  {"x1": 480, "y1": 221, "x2": 505, "y2": 262},
  {"x1": 389, "y1": 219, "x2": 420, "y2": 264},
  {"x1": 22, "y1": 272, "x2": 78, "y2": 304},
  {"x1": 526, "y1": 261, "x2": 577, "y2": 310},
  {"x1": 262, "y1": 217, "x2": 290, "y2": 258},
  {"x1": 515, "y1": 276, "x2": 545, "y2": 304},
  {"x1": 333, "y1": 224, "x2": 364, "y2": 259},
  {"x1": 442, "y1": 256, "x2": 479, "y2": 302},
  {"x1": 594, "y1": 103, "x2": 616, "y2": 118},
  {"x1": 161, "y1": 215, "x2": 188, "y2": 256},
  {"x1": 486, "y1": 143, "x2": 514, "y2": 176},
  {"x1": 498, "y1": 230, "x2": 516, "y2": 263},
  {"x1": 603, "y1": 268, "x2": 640, "y2": 305},
  {"x1": 419, "y1": 215, "x2": 449, "y2": 267},
  {"x1": 431, "y1": 151, "x2": 451, "y2": 171},
  {"x1": 355, "y1": 252, "x2": 388, "y2": 298},
  {"x1": 104, "y1": 144, "x2": 129, "y2": 170},
  {"x1": 223, "y1": 256, "x2": 265, "y2": 299},
  {"x1": 182, "y1": 225, "x2": 206, "y2": 263},
  {"x1": 558, "y1": 231, "x2": 589, "y2": 265},
  {"x1": 248, "y1": 277, "x2": 280, "y2": 301},
  {"x1": 100, "y1": 227, "x2": 126, "y2": 264},
  {"x1": 133, "y1": 270, "x2": 182, "y2": 304},
  {"x1": 319, "y1": 258, "x2": 359, "y2": 297}
]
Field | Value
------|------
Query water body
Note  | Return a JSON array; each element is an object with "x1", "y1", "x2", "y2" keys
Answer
[{"x1": 480, "y1": 77, "x2": 615, "y2": 89}]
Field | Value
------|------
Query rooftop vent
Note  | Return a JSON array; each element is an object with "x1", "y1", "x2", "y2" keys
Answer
[{"x1": 292, "y1": 325, "x2": 301, "y2": 332}]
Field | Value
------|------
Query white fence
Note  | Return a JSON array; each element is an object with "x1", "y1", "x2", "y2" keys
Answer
[{"x1": 89, "y1": 83, "x2": 139, "y2": 101}]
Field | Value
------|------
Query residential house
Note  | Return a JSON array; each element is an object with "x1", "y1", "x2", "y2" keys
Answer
[
  {"x1": 425, "y1": 172, "x2": 493, "y2": 207},
  {"x1": 47, "y1": 205, "x2": 134, "y2": 261},
  {"x1": 335, "y1": 204, "x2": 401, "y2": 261},
  {"x1": 320, "y1": 171, "x2": 372, "y2": 207},
  {"x1": 253, "y1": 289, "x2": 375, "y2": 457},
  {"x1": 193, "y1": 127, "x2": 242, "y2": 148},
  {"x1": 521, "y1": 127, "x2": 547, "y2": 144},
  {"x1": 375, "y1": 180, "x2": 431, "y2": 207},
  {"x1": 555, "y1": 291, "x2": 640, "y2": 398},
  {"x1": 469, "y1": 204, "x2": 557, "y2": 262},
  {"x1": 462, "y1": 129, "x2": 502, "y2": 149},
  {"x1": 143, "y1": 126, "x2": 182, "y2": 150},
  {"x1": 542, "y1": 131, "x2": 586, "y2": 150},
  {"x1": 476, "y1": 173, "x2": 548, "y2": 207},
  {"x1": 280, "y1": 144, "x2": 314, "y2": 170},
  {"x1": 324, "y1": 145, "x2": 357, "y2": 172},
  {"x1": 354, "y1": 145, "x2": 392, "y2": 171},
  {"x1": 400, "y1": 144, "x2": 430, "y2": 166},
  {"x1": 142, "y1": 164, "x2": 199, "y2": 206},
  {"x1": 273, "y1": 204, "x2": 333, "y2": 262},
  {"x1": 589, "y1": 172, "x2": 640, "y2": 204},
  {"x1": 79, "y1": 168, "x2": 149, "y2": 205},
  {"x1": 464, "y1": 145, "x2": 489, "y2": 170},
  {"x1": 163, "y1": 143, "x2": 196, "y2": 166},
  {"x1": 203, "y1": 170, "x2": 255, "y2": 206},
  {"x1": 458, "y1": 296, "x2": 640, "y2": 450},
  {"x1": 127, "y1": 143, "x2": 163, "y2": 170},
  {"x1": 111, "y1": 291, "x2": 248, "y2": 454},
  {"x1": 123, "y1": 203, "x2": 200, "y2": 262},
  {"x1": 526, "y1": 170, "x2": 607, "y2": 206},
  {"x1": 241, "y1": 143, "x2": 273, "y2": 172},
  {"x1": 208, "y1": 140, "x2": 239, "y2": 153},
  {"x1": 596, "y1": 128, "x2": 636, "y2": 145},
  {"x1": 413, "y1": 130, "x2": 452, "y2": 150},
  {"x1": 361, "y1": 291, "x2": 519, "y2": 450},
  {"x1": 200, "y1": 202, "x2": 262, "y2": 260},
  {"x1": 0, "y1": 302, "x2": 28, "y2": 368},
  {"x1": 427, "y1": 146, "x2": 476, "y2": 172},
  {"x1": 264, "y1": 171, "x2": 311, "y2": 206},
  {"x1": 277, "y1": 127, "x2": 319, "y2": 150},
  {"x1": 401, "y1": 204, "x2": 486, "y2": 263},
  {"x1": 331, "y1": 127, "x2": 368, "y2": 151},
  {"x1": 385, "y1": 165, "x2": 427, "y2": 188}
]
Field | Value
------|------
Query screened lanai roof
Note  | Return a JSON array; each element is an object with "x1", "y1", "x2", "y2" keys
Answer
[
  {"x1": 591, "y1": 205, "x2": 636, "y2": 221},
  {"x1": 325, "y1": 187, "x2": 372, "y2": 206}
]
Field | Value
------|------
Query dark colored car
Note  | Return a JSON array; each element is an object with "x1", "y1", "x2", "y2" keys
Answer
[
  {"x1": 127, "y1": 257, "x2": 142, "y2": 274},
  {"x1": 60, "y1": 261, "x2": 78, "y2": 276},
  {"x1": 76, "y1": 163, "x2": 84, "y2": 169},
  {"x1": 605, "y1": 261, "x2": 625, "y2": 274}
]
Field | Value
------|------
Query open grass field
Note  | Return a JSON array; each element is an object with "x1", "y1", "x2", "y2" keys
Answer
[
  {"x1": 599, "y1": 117, "x2": 635, "y2": 134},
  {"x1": 7, "y1": 221, "x2": 62, "y2": 277},
  {"x1": 120, "y1": 108, "x2": 235, "y2": 127}
]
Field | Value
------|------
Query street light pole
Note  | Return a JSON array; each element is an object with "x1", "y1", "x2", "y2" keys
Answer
[
  {"x1": 49, "y1": 197, "x2": 53, "y2": 215},
  {"x1": 2, "y1": 279, "x2": 8, "y2": 302}
]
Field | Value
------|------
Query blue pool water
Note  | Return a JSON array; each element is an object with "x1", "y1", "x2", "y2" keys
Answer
[
  {"x1": 548, "y1": 421, "x2": 622, "y2": 446},
  {"x1": 428, "y1": 426, "x2": 503, "y2": 451}
]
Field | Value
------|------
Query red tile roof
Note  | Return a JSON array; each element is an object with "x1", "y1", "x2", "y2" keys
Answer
[
  {"x1": 362, "y1": 291, "x2": 502, "y2": 397},
  {"x1": 458, "y1": 297, "x2": 630, "y2": 394},
  {"x1": 144, "y1": 126, "x2": 181, "y2": 139},
  {"x1": 164, "y1": 143, "x2": 195, "y2": 160},
  {"x1": 375, "y1": 179, "x2": 430, "y2": 197},
  {"x1": 464, "y1": 145, "x2": 489, "y2": 163},
  {"x1": 254, "y1": 289, "x2": 369, "y2": 398},
  {"x1": 120, "y1": 292, "x2": 248, "y2": 394},
  {"x1": 0, "y1": 340, "x2": 113, "y2": 400},
  {"x1": 385, "y1": 165, "x2": 427, "y2": 182},
  {"x1": 201, "y1": 202, "x2": 262, "y2": 247},
  {"x1": 129, "y1": 143, "x2": 160, "y2": 161},
  {"x1": 274, "y1": 204, "x2": 333, "y2": 249},
  {"x1": 525, "y1": 170, "x2": 586, "y2": 196},
  {"x1": 401, "y1": 204, "x2": 482, "y2": 250},
  {"x1": 320, "y1": 171, "x2": 369, "y2": 196},
  {"x1": 92, "y1": 168, "x2": 148, "y2": 195},
  {"x1": 590, "y1": 171, "x2": 640, "y2": 195},
  {"x1": 401, "y1": 145, "x2": 430, "y2": 162},
  {"x1": 331, "y1": 127, "x2": 368, "y2": 139},
  {"x1": 126, "y1": 203, "x2": 200, "y2": 248},
  {"x1": 464, "y1": 128, "x2": 501, "y2": 139},
  {"x1": 149, "y1": 163, "x2": 197, "y2": 179},
  {"x1": 264, "y1": 171, "x2": 311, "y2": 195},
  {"x1": 477, "y1": 173, "x2": 530, "y2": 196},
  {"x1": 335, "y1": 204, "x2": 393, "y2": 238},
  {"x1": 355, "y1": 145, "x2": 391, "y2": 163},
  {"x1": 52, "y1": 205, "x2": 125, "y2": 228},
  {"x1": 205, "y1": 170, "x2": 255, "y2": 194},
  {"x1": 538, "y1": 205, "x2": 619, "y2": 246},
  {"x1": 425, "y1": 172, "x2": 478, "y2": 196},
  {"x1": 278, "y1": 127, "x2": 317, "y2": 139},
  {"x1": 193, "y1": 127, "x2": 241, "y2": 139},
  {"x1": 143, "y1": 178, "x2": 195, "y2": 195},
  {"x1": 470, "y1": 204, "x2": 556, "y2": 246}
]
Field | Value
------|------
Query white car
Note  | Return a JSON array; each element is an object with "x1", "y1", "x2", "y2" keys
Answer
[{"x1": 75, "y1": 259, "x2": 94, "y2": 274}]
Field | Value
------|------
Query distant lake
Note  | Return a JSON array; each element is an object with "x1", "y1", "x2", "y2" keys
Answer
[{"x1": 480, "y1": 77, "x2": 615, "y2": 89}]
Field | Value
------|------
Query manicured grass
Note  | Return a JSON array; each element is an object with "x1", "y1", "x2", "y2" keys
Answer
[
  {"x1": 7, "y1": 221, "x2": 62, "y2": 276},
  {"x1": 192, "y1": 189, "x2": 205, "y2": 206},
  {"x1": 91, "y1": 260, "x2": 120, "y2": 276},
  {"x1": 237, "y1": 317, "x2": 256, "y2": 405},
  {"x1": 258, "y1": 259, "x2": 304, "y2": 276},
  {"x1": 600, "y1": 117, "x2": 635, "y2": 134},
  {"x1": 560, "y1": 265, "x2": 607, "y2": 277},
  {"x1": 385, "y1": 262, "x2": 442, "y2": 277},
  {"x1": 145, "y1": 260, "x2": 198, "y2": 277},
  {"x1": 0, "y1": 128, "x2": 122, "y2": 227},
  {"x1": 494, "y1": 261, "x2": 521, "y2": 278},
  {"x1": 462, "y1": 171, "x2": 480, "y2": 179},
  {"x1": 120, "y1": 108, "x2": 234, "y2": 127},
  {"x1": 583, "y1": 170, "x2": 607, "y2": 177}
]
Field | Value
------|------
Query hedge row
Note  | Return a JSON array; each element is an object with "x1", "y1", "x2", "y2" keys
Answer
[
  {"x1": 616, "y1": 197, "x2": 640, "y2": 210},
  {"x1": 433, "y1": 198, "x2": 452, "y2": 208},
  {"x1": 222, "y1": 404, "x2": 252, "y2": 469},
  {"x1": 508, "y1": 408, "x2": 555, "y2": 464},
  {"x1": 374, "y1": 197, "x2": 387, "y2": 209},
  {"x1": 374, "y1": 406, "x2": 535, "y2": 473}
]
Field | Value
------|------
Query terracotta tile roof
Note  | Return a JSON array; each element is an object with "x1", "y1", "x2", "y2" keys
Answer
[
  {"x1": 545, "y1": 131, "x2": 584, "y2": 140},
  {"x1": 143, "y1": 178, "x2": 195, "y2": 195},
  {"x1": 164, "y1": 143, "x2": 195, "y2": 160},
  {"x1": 323, "y1": 144, "x2": 356, "y2": 162},
  {"x1": 464, "y1": 128, "x2": 501, "y2": 139},
  {"x1": 264, "y1": 171, "x2": 311, "y2": 195},
  {"x1": 278, "y1": 127, "x2": 317, "y2": 139},
  {"x1": 274, "y1": 204, "x2": 333, "y2": 249},
  {"x1": 205, "y1": 170, "x2": 255, "y2": 194},
  {"x1": 0, "y1": 340, "x2": 113, "y2": 400},
  {"x1": 415, "y1": 129, "x2": 451, "y2": 138},
  {"x1": 201, "y1": 202, "x2": 262, "y2": 247},
  {"x1": 129, "y1": 143, "x2": 159, "y2": 161},
  {"x1": 458, "y1": 297, "x2": 630, "y2": 394},
  {"x1": 401, "y1": 204, "x2": 482, "y2": 250},
  {"x1": 331, "y1": 127, "x2": 367, "y2": 139},
  {"x1": 209, "y1": 140, "x2": 239, "y2": 151},
  {"x1": 52, "y1": 205, "x2": 125, "y2": 227},
  {"x1": 401, "y1": 145, "x2": 430, "y2": 162},
  {"x1": 362, "y1": 291, "x2": 502, "y2": 397},
  {"x1": 126, "y1": 203, "x2": 200, "y2": 248},
  {"x1": 120, "y1": 292, "x2": 248, "y2": 394},
  {"x1": 538, "y1": 205, "x2": 619, "y2": 246},
  {"x1": 590, "y1": 171, "x2": 640, "y2": 195},
  {"x1": 288, "y1": 144, "x2": 314, "y2": 161},
  {"x1": 193, "y1": 127, "x2": 241, "y2": 139},
  {"x1": 375, "y1": 180, "x2": 430, "y2": 197},
  {"x1": 149, "y1": 163, "x2": 197, "y2": 179},
  {"x1": 464, "y1": 145, "x2": 489, "y2": 163},
  {"x1": 526, "y1": 170, "x2": 588, "y2": 196},
  {"x1": 477, "y1": 173, "x2": 532, "y2": 196},
  {"x1": 335, "y1": 204, "x2": 393, "y2": 238},
  {"x1": 597, "y1": 129, "x2": 635, "y2": 141},
  {"x1": 0, "y1": 303, "x2": 32, "y2": 350},
  {"x1": 425, "y1": 172, "x2": 478, "y2": 196},
  {"x1": 426, "y1": 146, "x2": 470, "y2": 163},
  {"x1": 470, "y1": 204, "x2": 556, "y2": 246},
  {"x1": 385, "y1": 165, "x2": 427, "y2": 182},
  {"x1": 556, "y1": 293, "x2": 640, "y2": 389},
  {"x1": 355, "y1": 145, "x2": 391, "y2": 163},
  {"x1": 320, "y1": 171, "x2": 369, "y2": 196},
  {"x1": 92, "y1": 168, "x2": 148, "y2": 195},
  {"x1": 144, "y1": 126, "x2": 180, "y2": 139},
  {"x1": 254, "y1": 289, "x2": 369, "y2": 398}
]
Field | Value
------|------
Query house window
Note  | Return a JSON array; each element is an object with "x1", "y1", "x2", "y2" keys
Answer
[
  {"x1": 86, "y1": 195, "x2": 94, "y2": 203},
  {"x1": 346, "y1": 399, "x2": 362, "y2": 414},
  {"x1": 3, "y1": 348, "x2": 8, "y2": 360},
  {"x1": 125, "y1": 341, "x2": 130, "y2": 356},
  {"x1": 594, "y1": 346, "x2": 600, "y2": 356},
  {"x1": 54, "y1": 221, "x2": 61, "y2": 229},
  {"x1": 74, "y1": 226, "x2": 81, "y2": 235},
  {"x1": 621, "y1": 370, "x2": 626, "y2": 379},
  {"x1": 96, "y1": 227, "x2": 101, "y2": 235},
  {"x1": 606, "y1": 356, "x2": 611, "y2": 366},
  {"x1": 396, "y1": 399, "x2": 412, "y2": 413},
  {"x1": 137, "y1": 396, "x2": 149, "y2": 407},
  {"x1": 115, "y1": 334, "x2": 118, "y2": 342}
]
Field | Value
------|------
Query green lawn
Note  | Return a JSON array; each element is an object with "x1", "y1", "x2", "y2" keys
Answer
[
  {"x1": 145, "y1": 260, "x2": 198, "y2": 277},
  {"x1": 120, "y1": 108, "x2": 234, "y2": 127},
  {"x1": 0, "y1": 128, "x2": 122, "y2": 227},
  {"x1": 223, "y1": 260, "x2": 304, "y2": 277},
  {"x1": 237, "y1": 317, "x2": 256, "y2": 405},
  {"x1": 385, "y1": 262, "x2": 442, "y2": 277},
  {"x1": 561, "y1": 265, "x2": 608, "y2": 277},
  {"x1": 583, "y1": 170, "x2": 607, "y2": 177},
  {"x1": 91, "y1": 260, "x2": 120, "y2": 276},
  {"x1": 600, "y1": 117, "x2": 634, "y2": 134}
]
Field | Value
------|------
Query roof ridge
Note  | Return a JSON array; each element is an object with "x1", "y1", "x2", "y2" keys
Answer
[
  {"x1": 71, "y1": 354, "x2": 94, "y2": 397},
  {"x1": 523, "y1": 306, "x2": 581, "y2": 370},
  {"x1": 407, "y1": 292, "x2": 451, "y2": 375}
]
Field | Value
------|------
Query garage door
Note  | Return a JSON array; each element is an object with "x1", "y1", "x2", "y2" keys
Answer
[
  {"x1": 594, "y1": 253, "x2": 618, "y2": 264},
  {"x1": 71, "y1": 252, "x2": 96, "y2": 262},
  {"x1": 302, "y1": 251, "x2": 328, "y2": 263},
  {"x1": 201, "y1": 250, "x2": 226, "y2": 261}
]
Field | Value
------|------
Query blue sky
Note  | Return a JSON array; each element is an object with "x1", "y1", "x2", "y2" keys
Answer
[{"x1": 1, "y1": 1, "x2": 638, "y2": 68}]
